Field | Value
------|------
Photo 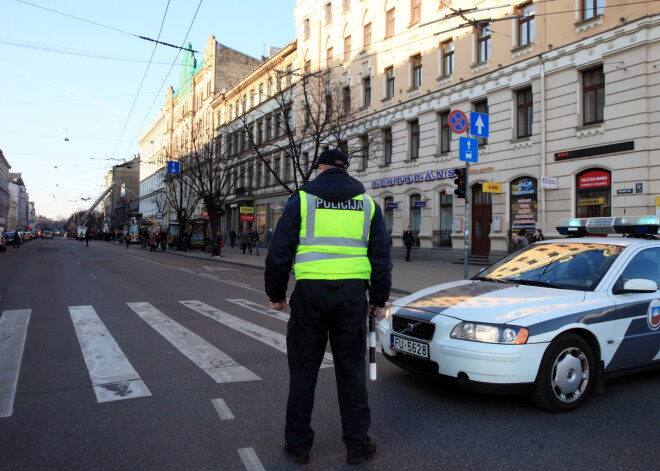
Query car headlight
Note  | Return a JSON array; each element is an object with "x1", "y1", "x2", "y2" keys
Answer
[
  {"x1": 450, "y1": 322, "x2": 529, "y2": 344},
  {"x1": 384, "y1": 305, "x2": 393, "y2": 320}
]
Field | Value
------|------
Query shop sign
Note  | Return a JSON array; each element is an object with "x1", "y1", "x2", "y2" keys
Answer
[
  {"x1": 482, "y1": 183, "x2": 501, "y2": 193},
  {"x1": 386, "y1": 202, "x2": 398, "y2": 209},
  {"x1": 240, "y1": 214, "x2": 254, "y2": 222},
  {"x1": 371, "y1": 169, "x2": 457, "y2": 189},
  {"x1": 511, "y1": 178, "x2": 535, "y2": 195},
  {"x1": 413, "y1": 201, "x2": 426, "y2": 208},
  {"x1": 578, "y1": 171, "x2": 610, "y2": 189},
  {"x1": 540, "y1": 177, "x2": 558, "y2": 189},
  {"x1": 617, "y1": 189, "x2": 633, "y2": 195},
  {"x1": 578, "y1": 197, "x2": 606, "y2": 206},
  {"x1": 239, "y1": 206, "x2": 254, "y2": 214},
  {"x1": 270, "y1": 202, "x2": 285, "y2": 210}
]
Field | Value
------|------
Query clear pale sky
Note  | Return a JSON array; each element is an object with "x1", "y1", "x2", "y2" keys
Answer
[{"x1": 1, "y1": 0, "x2": 297, "y2": 220}]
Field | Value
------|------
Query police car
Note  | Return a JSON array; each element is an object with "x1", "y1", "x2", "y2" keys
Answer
[{"x1": 378, "y1": 216, "x2": 660, "y2": 412}]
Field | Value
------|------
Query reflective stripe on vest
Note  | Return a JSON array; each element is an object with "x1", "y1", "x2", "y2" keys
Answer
[{"x1": 295, "y1": 191, "x2": 374, "y2": 280}]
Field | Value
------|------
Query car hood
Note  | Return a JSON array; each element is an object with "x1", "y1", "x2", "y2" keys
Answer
[{"x1": 393, "y1": 280, "x2": 587, "y2": 324}]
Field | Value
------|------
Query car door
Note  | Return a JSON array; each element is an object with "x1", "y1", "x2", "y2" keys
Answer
[{"x1": 608, "y1": 247, "x2": 660, "y2": 371}]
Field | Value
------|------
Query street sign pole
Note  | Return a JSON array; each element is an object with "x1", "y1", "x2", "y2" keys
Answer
[{"x1": 464, "y1": 162, "x2": 470, "y2": 280}]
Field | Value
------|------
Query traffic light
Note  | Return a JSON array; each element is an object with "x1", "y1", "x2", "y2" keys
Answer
[{"x1": 454, "y1": 167, "x2": 466, "y2": 198}]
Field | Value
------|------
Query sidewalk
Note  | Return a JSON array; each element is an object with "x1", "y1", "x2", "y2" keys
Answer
[{"x1": 159, "y1": 244, "x2": 483, "y2": 295}]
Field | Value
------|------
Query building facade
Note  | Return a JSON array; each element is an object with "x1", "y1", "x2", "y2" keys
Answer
[{"x1": 0, "y1": 149, "x2": 10, "y2": 229}]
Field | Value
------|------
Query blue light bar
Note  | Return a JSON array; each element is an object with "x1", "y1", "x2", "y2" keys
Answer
[{"x1": 556, "y1": 216, "x2": 659, "y2": 236}]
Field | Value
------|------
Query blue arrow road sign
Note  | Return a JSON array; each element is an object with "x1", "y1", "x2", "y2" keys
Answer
[
  {"x1": 459, "y1": 137, "x2": 479, "y2": 163},
  {"x1": 470, "y1": 112, "x2": 489, "y2": 138},
  {"x1": 167, "y1": 161, "x2": 180, "y2": 174}
]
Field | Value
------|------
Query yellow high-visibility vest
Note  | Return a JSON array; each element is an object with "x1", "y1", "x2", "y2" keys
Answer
[{"x1": 295, "y1": 191, "x2": 374, "y2": 280}]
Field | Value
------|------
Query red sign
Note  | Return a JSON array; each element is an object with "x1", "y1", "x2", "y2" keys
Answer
[
  {"x1": 578, "y1": 171, "x2": 610, "y2": 189},
  {"x1": 448, "y1": 110, "x2": 468, "y2": 134},
  {"x1": 240, "y1": 214, "x2": 254, "y2": 222}
]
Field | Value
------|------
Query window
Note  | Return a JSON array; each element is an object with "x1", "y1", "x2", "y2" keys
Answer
[
  {"x1": 265, "y1": 158, "x2": 272, "y2": 185},
  {"x1": 474, "y1": 101, "x2": 488, "y2": 146},
  {"x1": 517, "y1": 88, "x2": 533, "y2": 138},
  {"x1": 284, "y1": 108, "x2": 292, "y2": 130},
  {"x1": 441, "y1": 40, "x2": 454, "y2": 76},
  {"x1": 411, "y1": 0, "x2": 421, "y2": 25},
  {"x1": 304, "y1": 19, "x2": 310, "y2": 40},
  {"x1": 518, "y1": 3, "x2": 535, "y2": 47},
  {"x1": 325, "y1": 94, "x2": 333, "y2": 120},
  {"x1": 583, "y1": 0, "x2": 605, "y2": 20},
  {"x1": 363, "y1": 22, "x2": 372, "y2": 49},
  {"x1": 344, "y1": 35, "x2": 351, "y2": 62},
  {"x1": 256, "y1": 163, "x2": 263, "y2": 187},
  {"x1": 327, "y1": 46, "x2": 334, "y2": 66},
  {"x1": 440, "y1": 111, "x2": 451, "y2": 153},
  {"x1": 383, "y1": 128, "x2": 392, "y2": 165},
  {"x1": 385, "y1": 66, "x2": 395, "y2": 98},
  {"x1": 363, "y1": 77, "x2": 371, "y2": 107},
  {"x1": 411, "y1": 54, "x2": 423, "y2": 89},
  {"x1": 265, "y1": 117, "x2": 272, "y2": 140},
  {"x1": 410, "y1": 120, "x2": 420, "y2": 160},
  {"x1": 304, "y1": 60, "x2": 311, "y2": 74},
  {"x1": 342, "y1": 87, "x2": 351, "y2": 116},
  {"x1": 258, "y1": 84, "x2": 264, "y2": 102},
  {"x1": 477, "y1": 24, "x2": 491, "y2": 63},
  {"x1": 274, "y1": 157, "x2": 281, "y2": 180},
  {"x1": 583, "y1": 66, "x2": 604, "y2": 125},
  {"x1": 325, "y1": 3, "x2": 332, "y2": 24},
  {"x1": 410, "y1": 194, "x2": 421, "y2": 246},
  {"x1": 358, "y1": 135, "x2": 369, "y2": 170},
  {"x1": 386, "y1": 8, "x2": 395, "y2": 38},
  {"x1": 274, "y1": 113, "x2": 282, "y2": 137},
  {"x1": 285, "y1": 158, "x2": 292, "y2": 182},
  {"x1": 384, "y1": 197, "x2": 394, "y2": 237}
]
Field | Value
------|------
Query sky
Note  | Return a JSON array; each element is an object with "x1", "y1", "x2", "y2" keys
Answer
[{"x1": 1, "y1": 0, "x2": 298, "y2": 220}]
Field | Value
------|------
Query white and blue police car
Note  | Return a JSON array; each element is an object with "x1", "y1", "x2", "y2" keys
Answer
[{"x1": 378, "y1": 216, "x2": 660, "y2": 412}]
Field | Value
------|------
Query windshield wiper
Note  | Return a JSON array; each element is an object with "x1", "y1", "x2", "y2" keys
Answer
[
  {"x1": 508, "y1": 279, "x2": 565, "y2": 289},
  {"x1": 471, "y1": 276, "x2": 514, "y2": 283}
]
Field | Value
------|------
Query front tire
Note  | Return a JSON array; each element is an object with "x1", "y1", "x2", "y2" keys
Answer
[{"x1": 531, "y1": 333, "x2": 595, "y2": 412}]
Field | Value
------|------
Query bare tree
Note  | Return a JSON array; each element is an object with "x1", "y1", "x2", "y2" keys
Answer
[
  {"x1": 233, "y1": 68, "x2": 382, "y2": 196},
  {"x1": 163, "y1": 165, "x2": 200, "y2": 249},
  {"x1": 172, "y1": 119, "x2": 239, "y2": 240}
]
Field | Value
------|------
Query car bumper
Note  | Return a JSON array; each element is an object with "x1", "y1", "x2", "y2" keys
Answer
[{"x1": 378, "y1": 316, "x2": 548, "y2": 393}]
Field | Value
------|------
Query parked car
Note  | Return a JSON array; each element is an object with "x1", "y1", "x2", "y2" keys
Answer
[
  {"x1": 0, "y1": 227, "x2": 6, "y2": 252},
  {"x1": 379, "y1": 216, "x2": 660, "y2": 412},
  {"x1": 5, "y1": 231, "x2": 21, "y2": 246}
]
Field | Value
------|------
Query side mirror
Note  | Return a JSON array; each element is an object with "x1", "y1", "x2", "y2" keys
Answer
[{"x1": 614, "y1": 278, "x2": 658, "y2": 294}]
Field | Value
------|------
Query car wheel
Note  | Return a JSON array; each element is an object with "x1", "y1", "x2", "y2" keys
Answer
[{"x1": 531, "y1": 333, "x2": 595, "y2": 412}]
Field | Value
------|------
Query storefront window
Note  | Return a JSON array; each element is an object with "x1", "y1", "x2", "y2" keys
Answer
[
  {"x1": 436, "y1": 193, "x2": 453, "y2": 247},
  {"x1": 256, "y1": 205, "x2": 266, "y2": 235},
  {"x1": 410, "y1": 194, "x2": 421, "y2": 247},
  {"x1": 510, "y1": 177, "x2": 538, "y2": 236},
  {"x1": 576, "y1": 169, "x2": 611, "y2": 218}
]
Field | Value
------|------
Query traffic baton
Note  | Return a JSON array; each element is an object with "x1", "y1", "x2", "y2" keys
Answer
[{"x1": 369, "y1": 307, "x2": 377, "y2": 381}]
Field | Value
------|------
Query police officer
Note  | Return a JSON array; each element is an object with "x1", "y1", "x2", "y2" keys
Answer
[{"x1": 265, "y1": 149, "x2": 392, "y2": 465}]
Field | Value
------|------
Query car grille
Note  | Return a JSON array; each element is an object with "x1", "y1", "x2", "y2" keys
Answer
[{"x1": 392, "y1": 315, "x2": 435, "y2": 341}]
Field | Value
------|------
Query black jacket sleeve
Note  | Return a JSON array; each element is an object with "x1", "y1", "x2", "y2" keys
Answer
[
  {"x1": 264, "y1": 193, "x2": 301, "y2": 302},
  {"x1": 367, "y1": 202, "x2": 392, "y2": 307}
]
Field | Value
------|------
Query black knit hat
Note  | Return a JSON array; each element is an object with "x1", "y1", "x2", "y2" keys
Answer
[{"x1": 313, "y1": 149, "x2": 349, "y2": 169}]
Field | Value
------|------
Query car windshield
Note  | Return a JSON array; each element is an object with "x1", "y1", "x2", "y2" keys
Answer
[{"x1": 474, "y1": 242, "x2": 624, "y2": 291}]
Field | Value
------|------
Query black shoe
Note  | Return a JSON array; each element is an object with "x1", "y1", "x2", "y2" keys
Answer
[
  {"x1": 347, "y1": 440, "x2": 376, "y2": 465},
  {"x1": 284, "y1": 444, "x2": 309, "y2": 464}
]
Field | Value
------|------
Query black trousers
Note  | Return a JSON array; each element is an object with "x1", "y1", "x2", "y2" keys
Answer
[
  {"x1": 285, "y1": 279, "x2": 371, "y2": 456},
  {"x1": 405, "y1": 244, "x2": 412, "y2": 261}
]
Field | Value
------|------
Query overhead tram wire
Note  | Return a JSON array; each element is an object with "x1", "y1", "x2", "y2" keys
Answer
[
  {"x1": 110, "y1": 0, "x2": 173, "y2": 160},
  {"x1": 16, "y1": 0, "x2": 198, "y2": 53},
  {"x1": 127, "y1": 0, "x2": 205, "y2": 162}
]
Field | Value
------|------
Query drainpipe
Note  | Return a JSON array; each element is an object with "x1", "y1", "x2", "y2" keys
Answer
[{"x1": 540, "y1": 55, "x2": 547, "y2": 233}]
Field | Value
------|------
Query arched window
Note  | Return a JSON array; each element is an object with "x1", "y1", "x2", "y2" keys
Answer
[
  {"x1": 384, "y1": 197, "x2": 394, "y2": 240},
  {"x1": 576, "y1": 169, "x2": 611, "y2": 218},
  {"x1": 410, "y1": 193, "x2": 421, "y2": 247}
]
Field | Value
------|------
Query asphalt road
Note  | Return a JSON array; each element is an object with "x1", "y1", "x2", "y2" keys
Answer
[{"x1": 0, "y1": 239, "x2": 658, "y2": 471}]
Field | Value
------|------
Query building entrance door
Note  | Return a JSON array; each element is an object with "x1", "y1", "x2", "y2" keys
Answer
[{"x1": 471, "y1": 185, "x2": 492, "y2": 256}]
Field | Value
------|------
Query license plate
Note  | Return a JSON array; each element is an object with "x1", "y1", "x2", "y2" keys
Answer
[{"x1": 391, "y1": 335, "x2": 429, "y2": 359}]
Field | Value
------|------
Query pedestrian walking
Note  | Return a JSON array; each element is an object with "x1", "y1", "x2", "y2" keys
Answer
[
  {"x1": 532, "y1": 228, "x2": 545, "y2": 243},
  {"x1": 84, "y1": 229, "x2": 90, "y2": 247},
  {"x1": 212, "y1": 231, "x2": 223, "y2": 258},
  {"x1": 265, "y1": 149, "x2": 392, "y2": 465},
  {"x1": 167, "y1": 232, "x2": 174, "y2": 249},
  {"x1": 250, "y1": 228, "x2": 260, "y2": 255},
  {"x1": 185, "y1": 230, "x2": 193, "y2": 252},
  {"x1": 402, "y1": 226, "x2": 415, "y2": 262},
  {"x1": 141, "y1": 229, "x2": 148, "y2": 248},
  {"x1": 229, "y1": 229, "x2": 237, "y2": 248},
  {"x1": 13, "y1": 229, "x2": 20, "y2": 248},
  {"x1": 149, "y1": 231, "x2": 157, "y2": 252},
  {"x1": 240, "y1": 228, "x2": 251, "y2": 255},
  {"x1": 124, "y1": 233, "x2": 131, "y2": 248}
]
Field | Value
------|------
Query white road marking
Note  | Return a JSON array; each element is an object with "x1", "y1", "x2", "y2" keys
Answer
[
  {"x1": 202, "y1": 266, "x2": 238, "y2": 272},
  {"x1": 227, "y1": 299, "x2": 289, "y2": 322},
  {"x1": 238, "y1": 448, "x2": 266, "y2": 471},
  {"x1": 0, "y1": 310, "x2": 31, "y2": 418},
  {"x1": 180, "y1": 300, "x2": 333, "y2": 368},
  {"x1": 76, "y1": 261, "x2": 80, "y2": 265},
  {"x1": 126, "y1": 255, "x2": 262, "y2": 292},
  {"x1": 69, "y1": 306, "x2": 152, "y2": 403},
  {"x1": 211, "y1": 398, "x2": 235, "y2": 420},
  {"x1": 90, "y1": 273, "x2": 97, "y2": 280},
  {"x1": 127, "y1": 302, "x2": 260, "y2": 383}
]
